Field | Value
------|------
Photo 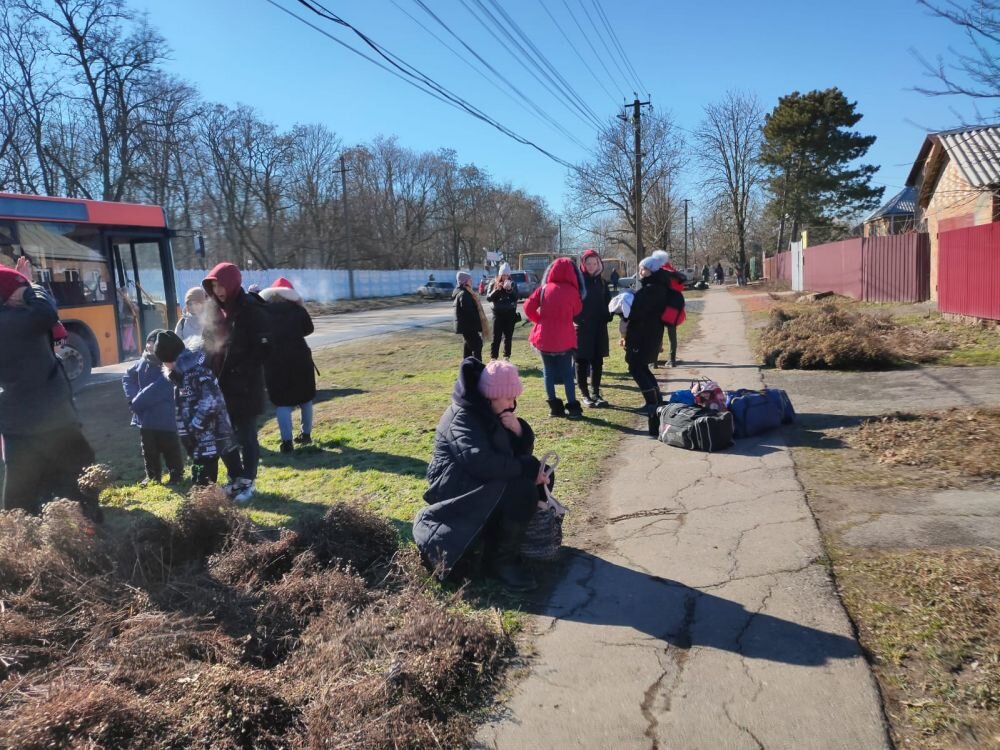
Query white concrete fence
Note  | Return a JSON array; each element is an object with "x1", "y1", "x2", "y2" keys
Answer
[{"x1": 174, "y1": 268, "x2": 466, "y2": 302}]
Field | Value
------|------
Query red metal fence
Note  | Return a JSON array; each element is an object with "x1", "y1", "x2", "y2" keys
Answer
[
  {"x1": 939, "y1": 221, "x2": 1000, "y2": 320},
  {"x1": 767, "y1": 233, "x2": 930, "y2": 303},
  {"x1": 764, "y1": 251, "x2": 792, "y2": 281}
]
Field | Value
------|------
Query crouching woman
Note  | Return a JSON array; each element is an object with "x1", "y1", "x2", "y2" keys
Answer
[{"x1": 414, "y1": 358, "x2": 547, "y2": 592}]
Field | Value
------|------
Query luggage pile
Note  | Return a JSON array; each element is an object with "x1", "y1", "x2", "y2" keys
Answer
[{"x1": 653, "y1": 379, "x2": 795, "y2": 452}]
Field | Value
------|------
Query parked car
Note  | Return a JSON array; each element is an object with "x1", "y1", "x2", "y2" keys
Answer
[
  {"x1": 416, "y1": 281, "x2": 455, "y2": 299},
  {"x1": 510, "y1": 270, "x2": 540, "y2": 299}
]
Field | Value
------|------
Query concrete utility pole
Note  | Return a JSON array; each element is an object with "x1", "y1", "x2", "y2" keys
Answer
[
  {"x1": 683, "y1": 198, "x2": 690, "y2": 268},
  {"x1": 337, "y1": 154, "x2": 355, "y2": 300},
  {"x1": 621, "y1": 98, "x2": 651, "y2": 270},
  {"x1": 559, "y1": 218, "x2": 563, "y2": 254}
]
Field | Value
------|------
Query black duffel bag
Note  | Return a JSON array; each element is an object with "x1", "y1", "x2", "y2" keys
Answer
[{"x1": 657, "y1": 403, "x2": 734, "y2": 452}]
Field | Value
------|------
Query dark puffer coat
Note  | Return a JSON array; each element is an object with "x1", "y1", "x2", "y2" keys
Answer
[
  {"x1": 263, "y1": 299, "x2": 316, "y2": 407},
  {"x1": 575, "y1": 255, "x2": 612, "y2": 361},
  {"x1": 122, "y1": 353, "x2": 177, "y2": 432},
  {"x1": 0, "y1": 284, "x2": 79, "y2": 436},
  {"x1": 201, "y1": 264, "x2": 272, "y2": 419},
  {"x1": 413, "y1": 358, "x2": 541, "y2": 577},
  {"x1": 167, "y1": 348, "x2": 236, "y2": 461},
  {"x1": 486, "y1": 279, "x2": 518, "y2": 318},
  {"x1": 625, "y1": 269, "x2": 671, "y2": 366},
  {"x1": 453, "y1": 286, "x2": 482, "y2": 335}
]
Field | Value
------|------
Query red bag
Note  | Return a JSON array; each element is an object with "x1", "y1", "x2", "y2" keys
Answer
[{"x1": 690, "y1": 378, "x2": 726, "y2": 412}]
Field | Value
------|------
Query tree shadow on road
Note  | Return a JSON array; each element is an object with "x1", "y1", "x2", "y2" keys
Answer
[{"x1": 521, "y1": 548, "x2": 860, "y2": 666}]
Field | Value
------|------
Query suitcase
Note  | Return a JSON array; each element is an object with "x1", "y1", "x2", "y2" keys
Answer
[
  {"x1": 762, "y1": 388, "x2": 796, "y2": 423},
  {"x1": 725, "y1": 389, "x2": 784, "y2": 438},
  {"x1": 657, "y1": 403, "x2": 734, "y2": 452}
]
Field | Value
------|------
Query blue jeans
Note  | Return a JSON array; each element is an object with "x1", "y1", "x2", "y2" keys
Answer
[
  {"x1": 276, "y1": 402, "x2": 314, "y2": 442},
  {"x1": 541, "y1": 353, "x2": 576, "y2": 403}
]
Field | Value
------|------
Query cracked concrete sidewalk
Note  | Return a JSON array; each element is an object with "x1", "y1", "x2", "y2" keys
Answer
[{"x1": 477, "y1": 287, "x2": 891, "y2": 750}]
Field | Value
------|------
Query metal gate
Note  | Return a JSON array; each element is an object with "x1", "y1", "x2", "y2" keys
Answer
[{"x1": 790, "y1": 240, "x2": 804, "y2": 292}]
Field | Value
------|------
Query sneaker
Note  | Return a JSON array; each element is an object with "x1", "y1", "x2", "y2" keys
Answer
[
  {"x1": 581, "y1": 395, "x2": 596, "y2": 408},
  {"x1": 592, "y1": 393, "x2": 609, "y2": 407},
  {"x1": 279, "y1": 439, "x2": 294, "y2": 454},
  {"x1": 293, "y1": 432, "x2": 312, "y2": 445},
  {"x1": 233, "y1": 480, "x2": 256, "y2": 504},
  {"x1": 165, "y1": 472, "x2": 184, "y2": 486},
  {"x1": 221, "y1": 478, "x2": 248, "y2": 497},
  {"x1": 139, "y1": 477, "x2": 159, "y2": 488}
]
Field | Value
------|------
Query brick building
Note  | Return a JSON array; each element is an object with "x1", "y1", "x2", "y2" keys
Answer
[{"x1": 907, "y1": 124, "x2": 1000, "y2": 300}]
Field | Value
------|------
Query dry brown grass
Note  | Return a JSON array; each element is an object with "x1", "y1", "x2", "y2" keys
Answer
[
  {"x1": 756, "y1": 301, "x2": 955, "y2": 370},
  {"x1": 849, "y1": 408, "x2": 1000, "y2": 480},
  {"x1": 835, "y1": 548, "x2": 1000, "y2": 749},
  {"x1": 0, "y1": 490, "x2": 512, "y2": 749}
]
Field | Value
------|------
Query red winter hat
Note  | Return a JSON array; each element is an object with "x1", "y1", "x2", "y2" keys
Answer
[
  {"x1": 272, "y1": 277, "x2": 294, "y2": 289},
  {"x1": 0, "y1": 266, "x2": 29, "y2": 304},
  {"x1": 477, "y1": 359, "x2": 524, "y2": 400}
]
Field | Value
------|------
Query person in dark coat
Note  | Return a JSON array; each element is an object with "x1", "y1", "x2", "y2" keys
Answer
[
  {"x1": 609, "y1": 266, "x2": 620, "y2": 290},
  {"x1": 714, "y1": 262, "x2": 725, "y2": 285},
  {"x1": 702, "y1": 264, "x2": 710, "y2": 284},
  {"x1": 657, "y1": 254, "x2": 688, "y2": 367},
  {"x1": 624, "y1": 254, "x2": 673, "y2": 414},
  {"x1": 122, "y1": 330, "x2": 185, "y2": 486},
  {"x1": 485, "y1": 262, "x2": 518, "y2": 360},
  {"x1": 259, "y1": 278, "x2": 316, "y2": 454},
  {"x1": 0, "y1": 267, "x2": 98, "y2": 519},
  {"x1": 575, "y1": 249, "x2": 612, "y2": 407},
  {"x1": 154, "y1": 331, "x2": 246, "y2": 490},
  {"x1": 202, "y1": 262, "x2": 271, "y2": 504},
  {"x1": 453, "y1": 271, "x2": 485, "y2": 361},
  {"x1": 414, "y1": 358, "x2": 547, "y2": 591}
]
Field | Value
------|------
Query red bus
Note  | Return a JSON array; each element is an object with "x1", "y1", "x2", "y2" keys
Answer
[{"x1": 0, "y1": 192, "x2": 179, "y2": 380}]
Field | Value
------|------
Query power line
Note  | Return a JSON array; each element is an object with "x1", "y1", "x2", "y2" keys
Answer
[
  {"x1": 278, "y1": 0, "x2": 580, "y2": 170},
  {"x1": 559, "y1": 0, "x2": 627, "y2": 100},
  {"x1": 590, "y1": 0, "x2": 647, "y2": 95},
  {"x1": 455, "y1": 0, "x2": 604, "y2": 132},
  {"x1": 479, "y1": 0, "x2": 606, "y2": 129},
  {"x1": 575, "y1": 0, "x2": 634, "y2": 94},
  {"x1": 400, "y1": 0, "x2": 593, "y2": 152},
  {"x1": 538, "y1": 0, "x2": 618, "y2": 108}
]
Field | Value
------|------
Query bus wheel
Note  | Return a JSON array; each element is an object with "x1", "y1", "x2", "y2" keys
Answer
[{"x1": 57, "y1": 332, "x2": 93, "y2": 382}]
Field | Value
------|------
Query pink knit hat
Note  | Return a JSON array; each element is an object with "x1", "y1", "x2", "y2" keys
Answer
[{"x1": 478, "y1": 360, "x2": 523, "y2": 400}]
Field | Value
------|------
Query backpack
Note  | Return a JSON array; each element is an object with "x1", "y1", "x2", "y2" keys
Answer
[
  {"x1": 690, "y1": 378, "x2": 726, "y2": 412},
  {"x1": 657, "y1": 403, "x2": 734, "y2": 452}
]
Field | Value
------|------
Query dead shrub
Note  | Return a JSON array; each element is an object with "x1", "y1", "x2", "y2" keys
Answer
[
  {"x1": 0, "y1": 682, "x2": 156, "y2": 749},
  {"x1": 756, "y1": 302, "x2": 955, "y2": 370},
  {"x1": 295, "y1": 503, "x2": 399, "y2": 574}
]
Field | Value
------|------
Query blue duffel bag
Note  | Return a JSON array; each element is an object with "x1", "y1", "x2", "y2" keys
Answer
[
  {"x1": 725, "y1": 389, "x2": 784, "y2": 438},
  {"x1": 762, "y1": 388, "x2": 796, "y2": 424},
  {"x1": 667, "y1": 389, "x2": 696, "y2": 405}
]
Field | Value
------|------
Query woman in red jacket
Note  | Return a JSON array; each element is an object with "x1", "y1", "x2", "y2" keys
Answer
[
  {"x1": 657, "y1": 253, "x2": 687, "y2": 367},
  {"x1": 524, "y1": 257, "x2": 584, "y2": 418}
]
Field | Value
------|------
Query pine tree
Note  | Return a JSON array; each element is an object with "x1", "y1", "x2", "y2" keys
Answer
[{"x1": 761, "y1": 88, "x2": 884, "y2": 248}]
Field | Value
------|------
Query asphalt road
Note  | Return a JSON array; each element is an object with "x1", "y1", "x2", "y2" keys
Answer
[{"x1": 82, "y1": 300, "x2": 455, "y2": 388}]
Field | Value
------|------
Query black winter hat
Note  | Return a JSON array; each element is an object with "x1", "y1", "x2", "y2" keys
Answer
[
  {"x1": 152, "y1": 329, "x2": 185, "y2": 363},
  {"x1": 146, "y1": 328, "x2": 166, "y2": 344}
]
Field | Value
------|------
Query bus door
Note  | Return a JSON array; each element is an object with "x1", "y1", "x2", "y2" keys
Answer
[{"x1": 110, "y1": 236, "x2": 174, "y2": 359}]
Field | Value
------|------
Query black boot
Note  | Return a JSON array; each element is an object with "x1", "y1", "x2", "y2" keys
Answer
[
  {"x1": 641, "y1": 388, "x2": 661, "y2": 437},
  {"x1": 565, "y1": 400, "x2": 583, "y2": 419},
  {"x1": 488, "y1": 522, "x2": 537, "y2": 592},
  {"x1": 280, "y1": 439, "x2": 294, "y2": 454},
  {"x1": 547, "y1": 398, "x2": 565, "y2": 417}
]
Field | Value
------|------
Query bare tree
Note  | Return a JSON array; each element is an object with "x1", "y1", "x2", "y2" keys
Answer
[
  {"x1": 566, "y1": 111, "x2": 686, "y2": 260},
  {"x1": 916, "y1": 0, "x2": 1000, "y2": 115},
  {"x1": 694, "y1": 91, "x2": 766, "y2": 268}
]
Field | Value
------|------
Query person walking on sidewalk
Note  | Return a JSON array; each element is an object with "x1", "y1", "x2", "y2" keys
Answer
[
  {"x1": 575, "y1": 249, "x2": 612, "y2": 407},
  {"x1": 453, "y1": 271, "x2": 488, "y2": 361},
  {"x1": 524, "y1": 257, "x2": 584, "y2": 418},
  {"x1": 414, "y1": 358, "x2": 547, "y2": 591},
  {"x1": 259, "y1": 278, "x2": 316, "y2": 454},
  {"x1": 714, "y1": 262, "x2": 725, "y2": 285},
  {"x1": 0, "y1": 267, "x2": 98, "y2": 519},
  {"x1": 623, "y1": 253, "x2": 672, "y2": 413},
  {"x1": 657, "y1": 252, "x2": 688, "y2": 368},
  {"x1": 201, "y1": 262, "x2": 271, "y2": 504},
  {"x1": 153, "y1": 331, "x2": 247, "y2": 491},
  {"x1": 122, "y1": 330, "x2": 185, "y2": 486},
  {"x1": 486, "y1": 262, "x2": 518, "y2": 360}
]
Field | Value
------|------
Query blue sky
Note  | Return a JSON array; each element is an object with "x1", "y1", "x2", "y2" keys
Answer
[{"x1": 132, "y1": 0, "x2": 980, "y2": 217}]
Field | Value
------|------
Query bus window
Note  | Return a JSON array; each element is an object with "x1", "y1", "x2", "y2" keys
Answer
[
  {"x1": 133, "y1": 240, "x2": 170, "y2": 335},
  {"x1": 14, "y1": 221, "x2": 109, "y2": 306}
]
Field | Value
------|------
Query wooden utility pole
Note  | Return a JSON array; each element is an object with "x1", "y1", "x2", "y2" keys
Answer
[
  {"x1": 683, "y1": 198, "x2": 690, "y2": 268},
  {"x1": 621, "y1": 98, "x2": 651, "y2": 269},
  {"x1": 337, "y1": 154, "x2": 355, "y2": 300}
]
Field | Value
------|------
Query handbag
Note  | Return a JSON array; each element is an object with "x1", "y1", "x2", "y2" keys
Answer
[{"x1": 520, "y1": 452, "x2": 567, "y2": 562}]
